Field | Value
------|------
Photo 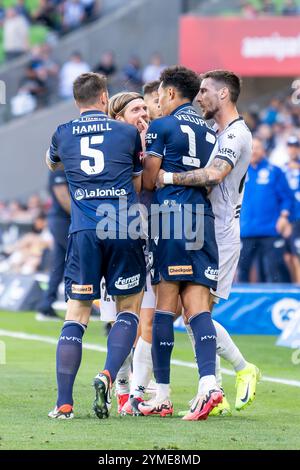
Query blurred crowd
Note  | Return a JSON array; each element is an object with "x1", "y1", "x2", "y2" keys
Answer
[
  {"x1": 1, "y1": 0, "x2": 299, "y2": 67},
  {"x1": 0, "y1": 194, "x2": 53, "y2": 275},
  {"x1": 0, "y1": 0, "x2": 101, "y2": 61},
  {"x1": 186, "y1": 0, "x2": 300, "y2": 16},
  {"x1": 244, "y1": 93, "x2": 300, "y2": 167},
  {"x1": 10, "y1": 49, "x2": 167, "y2": 116},
  {"x1": 241, "y1": 0, "x2": 300, "y2": 17}
]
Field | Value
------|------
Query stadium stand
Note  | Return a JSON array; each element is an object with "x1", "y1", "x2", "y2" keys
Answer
[
  {"x1": 0, "y1": 0, "x2": 178, "y2": 124},
  {"x1": 1, "y1": 0, "x2": 300, "y2": 284},
  {"x1": 186, "y1": 0, "x2": 300, "y2": 16}
]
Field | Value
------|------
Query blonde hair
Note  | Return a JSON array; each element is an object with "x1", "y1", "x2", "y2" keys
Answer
[{"x1": 108, "y1": 92, "x2": 143, "y2": 119}]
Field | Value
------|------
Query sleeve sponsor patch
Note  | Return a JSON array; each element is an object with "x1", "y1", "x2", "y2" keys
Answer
[
  {"x1": 145, "y1": 133, "x2": 158, "y2": 145},
  {"x1": 218, "y1": 147, "x2": 237, "y2": 160}
]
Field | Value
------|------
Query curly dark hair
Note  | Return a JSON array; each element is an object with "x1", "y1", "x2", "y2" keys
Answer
[{"x1": 159, "y1": 66, "x2": 200, "y2": 102}]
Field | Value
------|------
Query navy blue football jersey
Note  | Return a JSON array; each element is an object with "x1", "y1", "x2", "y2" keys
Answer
[
  {"x1": 145, "y1": 103, "x2": 217, "y2": 215},
  {"x1": 48, "y1": 110, "x2": 143, "y2": 233},
  {"x1": 48, "y1": 170, "x2": 70, "y2": 220}
]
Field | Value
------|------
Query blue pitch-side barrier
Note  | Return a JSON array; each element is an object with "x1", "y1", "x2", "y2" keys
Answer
[{"x1": 174, "y1": 284, "x2": 300, "y2": 335}]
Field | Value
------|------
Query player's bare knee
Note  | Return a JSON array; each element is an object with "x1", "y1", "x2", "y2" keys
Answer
[
  {"x1": 141, "y1": 318, "x2": 153, "y2": 342},
  {"x1": 181, "y1": 284, "x2": 211, "y2": 317},
  {"x1": 156, "y1": 279, "x2": 180, "y2": 312},
  {"x1": 65, "y1": 299, "x2": 93, "y2": 323},
  {"x1": 116, "y1": 290, "x2": 144, "y2": 315}
]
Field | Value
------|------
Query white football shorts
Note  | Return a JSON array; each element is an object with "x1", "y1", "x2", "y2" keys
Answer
[
  {"x1": 100, "y1": 273, "x2": 156, "y2": 322},
  {"x1": 211, "y1": 242, "x2": 240, "y2": 302}
]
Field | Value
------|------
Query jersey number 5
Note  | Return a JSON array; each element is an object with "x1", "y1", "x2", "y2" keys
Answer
[{"x1": 80, "y1": 136, "x2": 104, "y2": 175}]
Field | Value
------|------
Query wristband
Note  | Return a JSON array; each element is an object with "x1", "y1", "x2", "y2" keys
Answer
[{"x1": 163, "y1": 172, "x2": 174, "y2": 185}]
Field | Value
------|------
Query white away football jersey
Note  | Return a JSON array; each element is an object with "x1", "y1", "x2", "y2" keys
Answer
[{"x1": 209, "y1": 117, "x2": 252, "y2": 244}]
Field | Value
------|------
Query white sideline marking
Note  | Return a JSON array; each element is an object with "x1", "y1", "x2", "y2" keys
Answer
[
  {"x1": 1, "y1": 329, "x2": 300, "y2": 388},
  {"x1": 0, "y1": 329, "x2": 106, "y2": 353}
]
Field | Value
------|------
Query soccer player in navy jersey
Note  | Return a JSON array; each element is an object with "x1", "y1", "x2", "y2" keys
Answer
[
  {"x1": 100, "y1": 90, "x2": 155, "y2": 414},
  {"x1": 158, "y1": 70, "x2": 260, "y2": 416},
  {"x1": 139, "y1": 66, "x2": 223, "y2": 420},
  {"x1": 143, "y1": 80, "x2": 161, "y2": 121},
  {"x1": 46, "y1": 72, "x2": 146, "y2": 420}
]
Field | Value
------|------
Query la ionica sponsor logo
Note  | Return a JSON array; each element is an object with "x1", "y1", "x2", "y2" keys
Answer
[
  {"x1": 74, "y1": 187, "x2": 127, "y2": 200},
  {"x1": 204, "y1": 267, "x2": 218, "y2": 281},
  {"x1": 114, "y1": 274, "x2": 140, "y2": 290}
]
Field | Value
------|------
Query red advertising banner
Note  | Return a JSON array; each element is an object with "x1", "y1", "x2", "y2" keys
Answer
[{"x1": 180, "y1": 16, "x2": 300, "y2": 76}]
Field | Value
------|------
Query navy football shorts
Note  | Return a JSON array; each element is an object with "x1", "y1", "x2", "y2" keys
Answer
[
  {"x1": 286, "y1": 220, "x2": 300, "y2": 256},
  {"x1": 65, "y1": 230, "x2": 146, "y2": 301},
  {"x1": 155, "y1": 213, "x2": 219, "y2": 290},
  {"x1": 148, "y1": 237, "x2": 160, "y2": 285}
]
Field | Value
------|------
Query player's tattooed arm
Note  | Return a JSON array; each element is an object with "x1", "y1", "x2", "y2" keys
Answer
[
  {"x1": 159, "y1": 158, "x2": 232, "y2": 188},
  {"x1": 45, "y1": 149, "x2": 64, "y2": 172},
  {"x1": 143, "y1": 154, "x2": 162, "y2": 190}
]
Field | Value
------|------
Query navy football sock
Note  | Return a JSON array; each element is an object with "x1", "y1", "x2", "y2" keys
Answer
[
  {"x1": 189, "y1": 312, "x2": 217, "y2": 378},
  {"x1": 56, "y1": 321, "x2": 86, "y2": 407},
  {"x1": 104, "y1": 312, "x2": 138, "y2": 383},
  {"x1": 152, "y1": 310, "x2": 175, "y2": 384}
]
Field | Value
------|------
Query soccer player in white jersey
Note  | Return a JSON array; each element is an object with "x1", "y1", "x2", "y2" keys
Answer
[{"x1": 158, "y1": 70, "x2": 260, "y2": 414}]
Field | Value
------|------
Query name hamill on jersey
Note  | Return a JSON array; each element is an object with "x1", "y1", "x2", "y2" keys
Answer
[{"x1": 72, "y1": 123, "x2": 112, "y2": 134}]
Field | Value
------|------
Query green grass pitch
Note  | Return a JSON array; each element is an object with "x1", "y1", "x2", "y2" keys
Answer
[{"x1": 0, "y1": 311, "x2": 299, "y2": 450}]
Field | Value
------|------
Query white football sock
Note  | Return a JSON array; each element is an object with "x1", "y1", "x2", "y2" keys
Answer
[
  {"x1": 185, "y1": 323, "x2": 196, "y2": 356},
  {"x1": 156, "y1": 383, "x2": 170, "y2": 402},
  {"x1": 213, "y1": 320, "x2": 247, "y2": 372},
  {"x1": 115, "y1": 353, "x2": 132, "y2": 395},
  {"x1": 215, "y1": 354, "x2": 222, "y2": 387},
  {"x1": 131, "y1": 337, "x2": 153, "y2": 398},
  {"x1": 198, "y1": 375, "x2": 217, "y2": 396}
]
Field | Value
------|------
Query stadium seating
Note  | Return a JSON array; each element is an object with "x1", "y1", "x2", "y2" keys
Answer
[{"x1": 0, "y1": 0, "x2": 48, "y2": 65}]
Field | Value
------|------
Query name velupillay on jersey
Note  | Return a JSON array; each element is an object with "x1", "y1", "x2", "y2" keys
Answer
[{"x1": 72, "y1": 122, "x2": 112, "y2": 135}]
